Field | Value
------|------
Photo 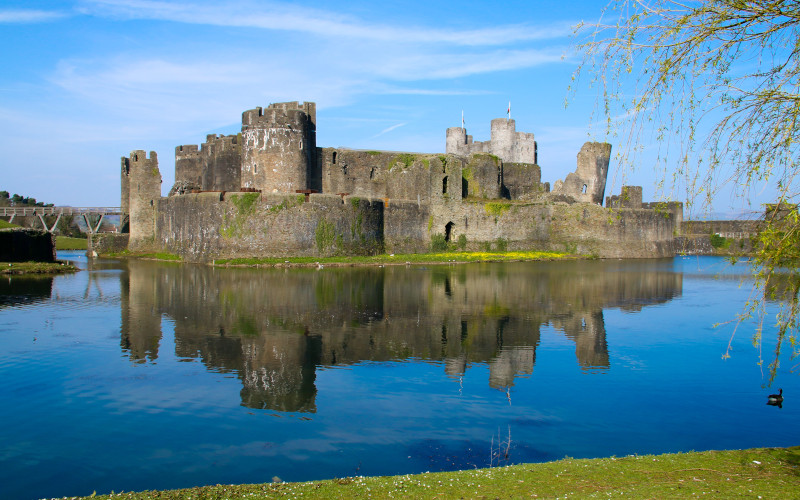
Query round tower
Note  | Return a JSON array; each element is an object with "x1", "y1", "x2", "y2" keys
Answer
[
  {"x1": 241, "y1": 102, "x2": 316, "y2": 193},
  {"x1": 489, "y1": 118, "x2": 516, "y2": 162},
  {"x1": 446, "y1": 127, "x2": 467, "y2": 156}
]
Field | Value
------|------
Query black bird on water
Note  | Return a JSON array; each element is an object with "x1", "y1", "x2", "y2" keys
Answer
[{"x1": 767, "y1": 388, "x2": 784, "y2": 408}]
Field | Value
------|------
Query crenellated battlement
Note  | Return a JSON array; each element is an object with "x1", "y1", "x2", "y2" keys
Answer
[{"x1": 176, "y1": 144, "x2": 199, "y2": 154}]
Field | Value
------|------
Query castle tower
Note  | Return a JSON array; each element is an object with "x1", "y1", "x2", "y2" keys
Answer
[
  {"x1": 241, "y1": 102, "x2": 317, "y2": 193},
  {"x1": 489, "y1": 118, "x2": 516, "y2": 163},
  {"x1": 201, "y1": 134, "x2": 242, "y2": 192},
  {"x1": 445, "y1": 127, "x2": 469, "y2": 156},
  {"x1": 121, "y1": 150, "x2": 161, "y2": 250},
  {"x1": 172, "y1": 144, "x2": 202, "y2": 194}
]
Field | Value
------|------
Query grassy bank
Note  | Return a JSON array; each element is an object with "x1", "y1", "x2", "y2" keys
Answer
[
  {"x1": 62, "y1": 446, "x2": 799, "y2": 499},
  {"x1": 213, "y1": 250, "x2": 574, "y2": 268},
  {"x1": 56, "y1": 236, "x2": 88, "y2": 250},
  {"x1": 0, "y1": 261, "x2": 76, "y2": 274}
]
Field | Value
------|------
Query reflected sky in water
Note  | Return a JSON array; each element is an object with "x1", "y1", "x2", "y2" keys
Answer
[{"x1": 0, "y1": 253, "x2": 797, "y2": 499}]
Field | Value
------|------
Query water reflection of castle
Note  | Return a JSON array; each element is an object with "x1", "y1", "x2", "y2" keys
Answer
[{"x1": 119, "y1": 260, "x2": 682, "y2": 412}]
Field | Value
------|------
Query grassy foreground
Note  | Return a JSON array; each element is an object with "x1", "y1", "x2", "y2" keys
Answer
[{"x1": 63, "y1": 447, "x2": 799, "y2": 499}]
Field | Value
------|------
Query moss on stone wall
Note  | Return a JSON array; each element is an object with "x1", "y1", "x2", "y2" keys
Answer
[
  {"x1": 267, "y1": 194, "x2": 304, "y2": 214},
  {"x1": 395, "y1": 153, "x2": 417, "y2": 168},
  {"x1": 485, "y1": 201, "x2": 512, "y2": 217},
  {"x1": 231, "y1": 193, "x2": 260, "y2": 215},
  {"x1": 315, "y1": 219, "x2": 342, "y2": 254},
  {"x1": 221, "y1": 193, "x2": 260, "y2": 238}
]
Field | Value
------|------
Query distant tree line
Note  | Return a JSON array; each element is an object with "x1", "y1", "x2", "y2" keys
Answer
[{"x1": 0, "y1": 190, "x2": 54, "y2": 208}]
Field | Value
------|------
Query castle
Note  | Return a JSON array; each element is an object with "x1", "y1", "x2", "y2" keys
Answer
[{"x1": 115, "y1": 101, "x2": 681, "y2": 262}]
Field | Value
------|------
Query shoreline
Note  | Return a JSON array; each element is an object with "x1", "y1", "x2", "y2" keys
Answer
[
  {"x1": 57, "y1": 445, "x2": 800, "y2": 499},
  {"x1": 0, "y1": 260, "x2": 77, "y2": 275}
]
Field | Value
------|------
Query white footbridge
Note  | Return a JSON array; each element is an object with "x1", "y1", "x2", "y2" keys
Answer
[{"x1": 0, "y1": 206, "x2": 124, "y2": 234}]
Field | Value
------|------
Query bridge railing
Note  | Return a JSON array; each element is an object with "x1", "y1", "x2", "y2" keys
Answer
[{"x1": 0, "y1": 207, "x2": 123, "y2": 216}]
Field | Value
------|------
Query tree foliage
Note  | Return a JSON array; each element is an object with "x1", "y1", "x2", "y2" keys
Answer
[{"x1": 575, "y1": 0, "x2": 799, "y2": 381}]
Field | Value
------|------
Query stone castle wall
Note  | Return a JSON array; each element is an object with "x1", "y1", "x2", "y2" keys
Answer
[{"x1": 155, "y1": 192, "x2": 383, "y2": 262}]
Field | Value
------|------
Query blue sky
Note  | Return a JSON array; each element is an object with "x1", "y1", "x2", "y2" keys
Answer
[{"x1": 0, "y1": 0, "x2": 773, "y2": 216}]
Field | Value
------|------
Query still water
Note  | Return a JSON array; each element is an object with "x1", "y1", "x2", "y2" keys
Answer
[{"x1": 1, "y1": 253, "x2": 798, "y2": 499}]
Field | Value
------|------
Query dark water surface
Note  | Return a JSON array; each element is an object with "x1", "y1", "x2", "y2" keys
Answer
[{"x1": 1, "y1": 253, "x2": 797, "y2": 499}]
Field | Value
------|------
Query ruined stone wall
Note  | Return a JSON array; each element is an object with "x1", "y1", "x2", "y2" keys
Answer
[
  {"x1": 502, "y1": 162, "x2": 545, "y2": 200},
  {"x1": 682, "y1": 220, "x2": 761, "y2": 239},
  {"x1": 548, "y1": 203, "x2": 676, "y2": 257},
  {"x1": 383, "y1": 199, "x2": 431, "y2": 254},
  {"x1": 461, "y1": 154, "x2": 502, "y2": 199},
  {"x1": 122, "y1": 150, "x2": 161, "y2": 251},
  {"x1": 155, "y1": 192, "x2": 383, "y2": 262},
  {"x1": 606, "y1": 185, "x2": 643, "y2": 209},
  {"x1": 320, "y1": 150, "x2": 464, "y2": 204},
  {"x1": 552, "y1": 142, "x2": 611, "y2": 205},
  {"x1": 88, "y1": 233, "x2": 130, "y2": 257},
  {"x1": 241, "y1": 102, "x2": 316, "y2": 194},
  {"x1": 426, "y1": 200, "x2": 550, "y2": 251}
]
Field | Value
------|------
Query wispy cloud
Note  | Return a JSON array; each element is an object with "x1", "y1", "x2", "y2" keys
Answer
[
  {"x1": 0, "y1": 9, "x2": 66, "y2": 23},
  {"x1": 371, "y1": 122, "x2": 406, "y2": 138},
  {"x1": 80, "y1": 0, "x2": 575, "y2": 46}
]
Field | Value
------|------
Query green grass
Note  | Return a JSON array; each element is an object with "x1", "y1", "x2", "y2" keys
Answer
[
  {"x1": 0, "y1": 219, "x2": 20, "y2": 229},
  {"x1": 71, "y1": 446, "x2": 800, "y2": 499},
  {"x1": 56, "y1": 236, "x2": 88, "y2": 250},
  {"x1": 139, "y1": 252, "x2": 182, "y2": 261},
  {"x1": 213, "y1": 250, "x2": 572, "y2": 267},
  {"x1": 0, "y1": 261, "x2": 77, "y2": 274}
]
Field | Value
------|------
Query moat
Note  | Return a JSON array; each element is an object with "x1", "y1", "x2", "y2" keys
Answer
[{"x1": 1, "y1": 254, "x2": 798, "y2": 499}]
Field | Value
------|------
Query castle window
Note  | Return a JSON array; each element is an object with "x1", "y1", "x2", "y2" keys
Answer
[
  {"x1": 332, "y1": 152, "x2": 337, "y2": 164},
  {"x1": 442, "y1": 176, "x2": 448, "y2": 194},
  {"x1": 254, "y1": 165, "x2": 258, "y2": 174},
  {"x1": 299, "y1": 139, "x2": 303, "y2": 150},
  {"x1": 582, "y1": 184, "x2": 588, "y2": 194}
]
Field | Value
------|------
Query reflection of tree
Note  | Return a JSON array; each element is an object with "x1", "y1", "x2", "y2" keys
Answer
[{"x1": 119, "y1": 259, "x2": 683, "y2": 412}]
